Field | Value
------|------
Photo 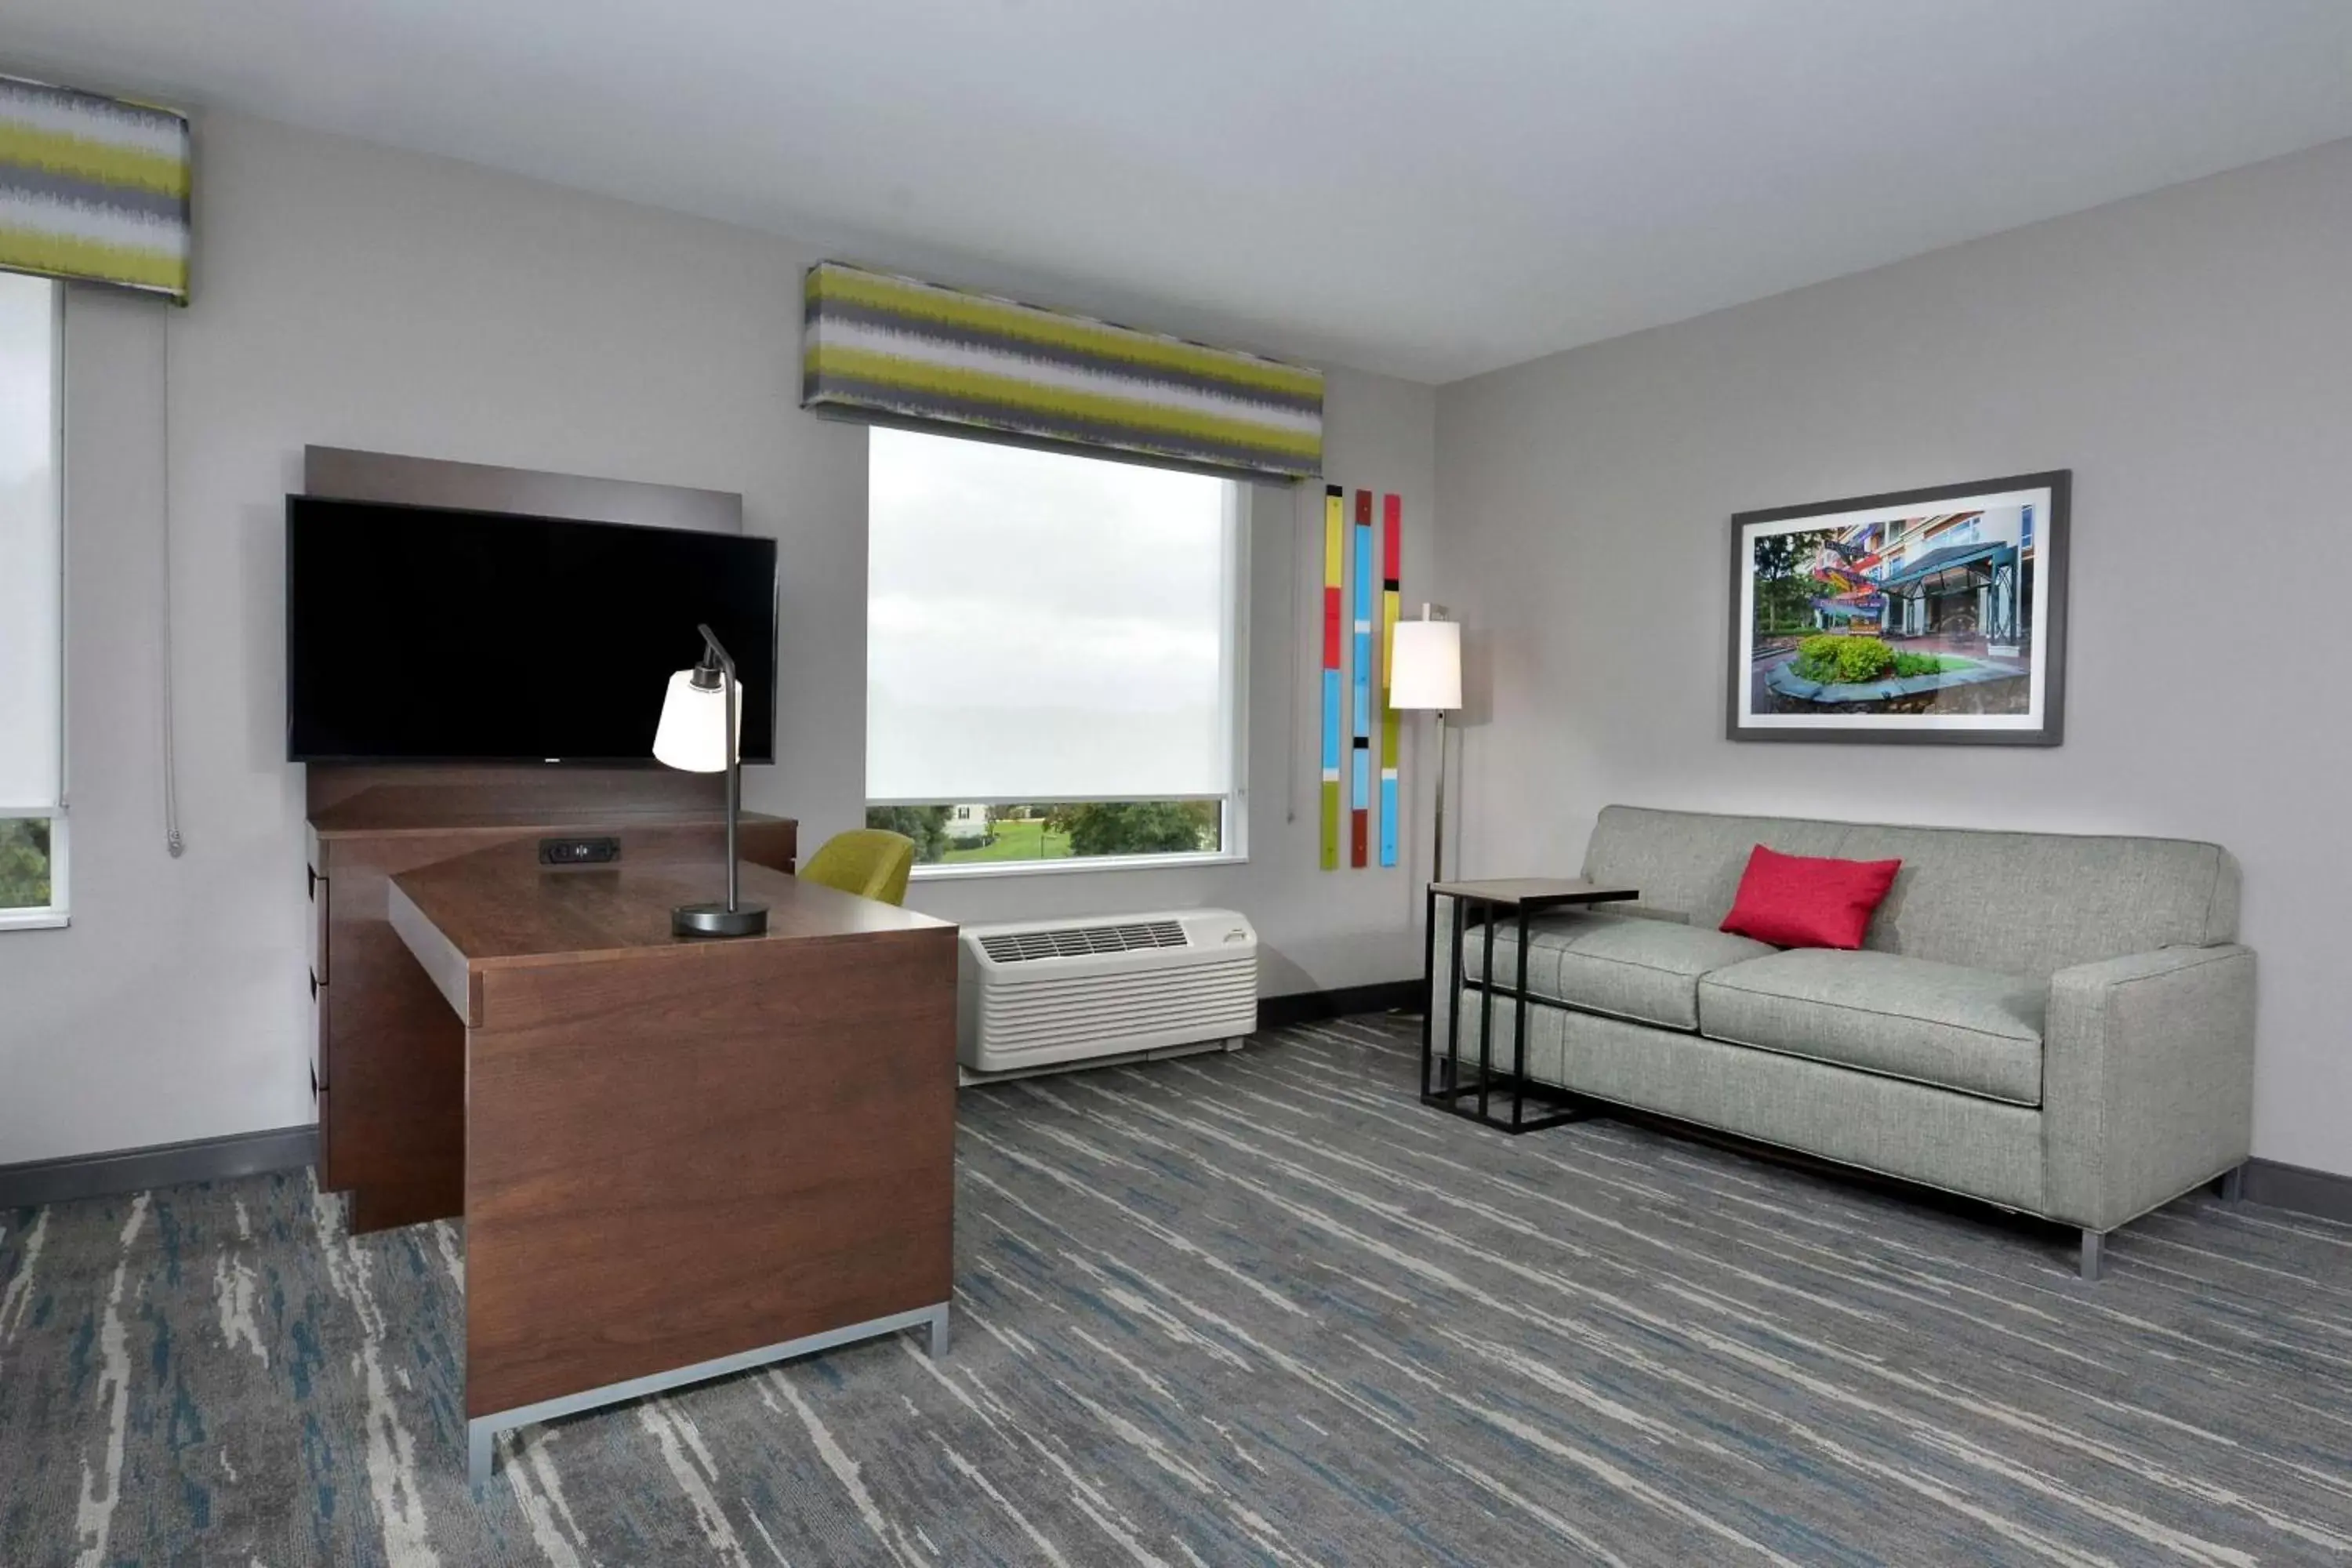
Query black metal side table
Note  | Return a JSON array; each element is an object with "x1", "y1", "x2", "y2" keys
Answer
[{"x1": 1422, "y1": 879, "x2": 1639, "y2": 1134}]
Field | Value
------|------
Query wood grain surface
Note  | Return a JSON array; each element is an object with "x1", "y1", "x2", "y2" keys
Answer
[
  {"x1": 451, "y1": 890, "x2": 957, "y2": 1417},
  {"x1": 310, "y1": 798, "x2": 796, "y2": 1233},
  {"x1": 393, "y1": 842, "x2": 941, "y2": 967}
]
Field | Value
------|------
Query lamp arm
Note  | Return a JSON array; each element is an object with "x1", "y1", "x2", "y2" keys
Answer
[{"x1": 695, "y1": 622, "x2": 738, "y2": 680}]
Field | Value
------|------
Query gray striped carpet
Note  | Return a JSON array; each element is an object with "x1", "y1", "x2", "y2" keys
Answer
[{"x1": 5, "y1": 1013, "x2": 2352, "y2": 1566}]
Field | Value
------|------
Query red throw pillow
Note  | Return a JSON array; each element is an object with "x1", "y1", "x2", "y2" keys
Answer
[{"x1": 1719, "y1": 844, "x2": 1901, "y2": 950}]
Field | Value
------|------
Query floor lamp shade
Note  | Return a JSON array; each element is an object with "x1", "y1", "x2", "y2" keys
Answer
[
  {"x1": 653, "y1": 669, "x2": 739, "y2": 771},
  {"x1": 1389, "y1": 619, "x2": 1462, "y2": 712}
]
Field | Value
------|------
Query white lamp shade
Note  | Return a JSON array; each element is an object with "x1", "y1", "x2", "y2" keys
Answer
[
  {"x1": 652, "y1": 668, "x2": 739, "y2": 772},
  {"x1": 1388, "y1": 619, "x2": 1462, "y2": 711}
]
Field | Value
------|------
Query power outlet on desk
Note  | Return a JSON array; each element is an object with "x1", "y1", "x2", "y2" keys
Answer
[{"x1": 539, "y1": 836, "x2": 621, "y2": 866}]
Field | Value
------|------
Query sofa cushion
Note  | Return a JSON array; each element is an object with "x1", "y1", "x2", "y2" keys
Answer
[
  {"x1": 1697, "y1": 949, "x2": 2046, "y2": 1106},
  {"x1": 1719, "y1": 844, "x2": 1903, "y2": 949},
  {"x1": 1461, "y1": 911, "x2": 1774, "y2": 1031}
]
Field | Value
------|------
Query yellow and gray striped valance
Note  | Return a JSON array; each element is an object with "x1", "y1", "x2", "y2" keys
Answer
[
  {"x1": 803, "y1": 262, "x2": 1323, "y2": 479},
  {"x1": 0, "y1": 74, "x2": 191, "y2": 303}
]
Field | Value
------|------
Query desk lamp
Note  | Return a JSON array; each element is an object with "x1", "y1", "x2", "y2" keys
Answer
[
  {"x1": 1388, "y1": 604, "x2": 1463, "y2": 883},
  {"x1": 653, "y1": 623, "x2": 768, "y2": 937}
]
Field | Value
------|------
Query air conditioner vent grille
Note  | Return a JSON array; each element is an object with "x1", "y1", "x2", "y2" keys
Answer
[{"x1": 980, "y1": 920, "x2": 1190, "y2": 964}]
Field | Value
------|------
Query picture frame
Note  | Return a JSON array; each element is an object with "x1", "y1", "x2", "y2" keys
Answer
[{"x1": 1726, "y1": 470, "x2": 2070, "y2": 746}]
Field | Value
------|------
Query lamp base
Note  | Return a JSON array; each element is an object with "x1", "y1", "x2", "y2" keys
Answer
[{"x1": 671, "y1": 902, "x2": 769, "y2": 938}]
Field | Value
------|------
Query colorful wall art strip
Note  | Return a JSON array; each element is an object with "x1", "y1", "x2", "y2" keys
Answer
[
  {"x1": 1320, "y1": 485, "x2": 1345, "y2": 870},
  {"x1": 1378, "y1": 493, "x2": 1402, "y2": 868},
  {"x1": 1351, "y1": 489, "x2": 1374, "y2": 869}
]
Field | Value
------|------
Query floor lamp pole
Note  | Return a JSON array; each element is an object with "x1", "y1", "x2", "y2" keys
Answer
[{"x1": 1432, "y1": 710, "x2": 1449, "y2": 885}]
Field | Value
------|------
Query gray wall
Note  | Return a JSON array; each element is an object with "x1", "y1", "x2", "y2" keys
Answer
[
  {"x1": 0, "y1": 111, "x2": 1436, "y2": 1167},
  {"x1": 1437, "y1": 136, "x2": 2352, "y2": 1176}
]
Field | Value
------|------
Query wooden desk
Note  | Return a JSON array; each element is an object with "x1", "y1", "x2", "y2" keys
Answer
[
  {"x1": 307, "y1": 793, "x2": 797, "y2": 1232},
  {"x1": 385, "y1": 841, "x2": 958, "y2": 1488}
]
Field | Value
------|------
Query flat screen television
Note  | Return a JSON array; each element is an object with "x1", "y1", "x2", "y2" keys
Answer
[{"x1": 286, "y1": 495, "x2": 778, "y2": 763}]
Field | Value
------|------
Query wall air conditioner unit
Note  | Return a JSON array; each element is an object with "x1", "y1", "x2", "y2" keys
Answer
[{"x1": 958, "y1": 909, "x2": 1258, "y2": 1081}]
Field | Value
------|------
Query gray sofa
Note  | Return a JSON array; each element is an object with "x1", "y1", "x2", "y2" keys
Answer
[{"x1": 1434, "y1": 806, "x2": 2256, "y2": 1277}]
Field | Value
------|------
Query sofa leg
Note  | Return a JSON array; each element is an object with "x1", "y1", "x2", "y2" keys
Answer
[
  {"x1": 2219, "y1": 1163, "x2": 2247, "y2": 1203},
  {"x1": 2078, "y1": 1229, "x2": 2104, "y2": 1282}
]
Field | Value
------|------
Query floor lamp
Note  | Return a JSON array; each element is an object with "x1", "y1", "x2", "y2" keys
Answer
[{"x1": 1388, "y1": 605, "x2": 1463, "y2": 883}]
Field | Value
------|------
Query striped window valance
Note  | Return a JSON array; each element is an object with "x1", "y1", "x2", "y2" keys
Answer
[
  {"x1": 802, "y1": 262, "x2": 1323, "y2": 480},
  {"x1": 0, "y1": 74, "x2": 191, "y2": 303}
]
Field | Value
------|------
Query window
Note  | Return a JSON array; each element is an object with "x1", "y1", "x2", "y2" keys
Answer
[
  {"x1": 866, "y1": 428, "x2": 1245, "y2": 873},
  {"x1": 0, "y1": 270, "x2": 64, "y2": 927}
]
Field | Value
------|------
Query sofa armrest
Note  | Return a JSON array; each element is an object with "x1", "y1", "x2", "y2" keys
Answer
[{"x1": 2042, "y1": 944, "x2": 2256, "y2": 1232}]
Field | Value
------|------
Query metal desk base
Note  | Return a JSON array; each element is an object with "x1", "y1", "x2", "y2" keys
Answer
[{"x1": 468, "y1": 1301, "x2": 950, "y2": 1493}]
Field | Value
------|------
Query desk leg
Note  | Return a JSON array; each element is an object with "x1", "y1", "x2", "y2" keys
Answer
[
  {"x1": 468, "y1": 1420, "x2": 494, "y2": 1495},
  {"x1": 1512, "y1": 902, "x2": 1531, "y2": 1130},
  {"x1": 1444, "y1": 897, "x2": 1466, "y2": 1101},
  {"x1": 1421, "y1": 882, "x2": 1436, "y2": 1097},
  {"x1": 929, "y1": 1304, "x2": 952, "y2": 1359},
  {"x1": 1477, "y1": 910, "x2": 1497, "y2": 1123}
]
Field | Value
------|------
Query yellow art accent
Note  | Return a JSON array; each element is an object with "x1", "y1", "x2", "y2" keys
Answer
[{"x1": 1380, "y1": 585, "x2": 1401, "y2": 768}]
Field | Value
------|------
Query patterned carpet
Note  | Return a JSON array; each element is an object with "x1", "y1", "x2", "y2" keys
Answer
[{"x1": 5, "y1": 1013, "x2": 2352, "y2": 1566}]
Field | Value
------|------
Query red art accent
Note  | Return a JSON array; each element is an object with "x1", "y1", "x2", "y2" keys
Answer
[
  {"x1": 1382, "y1": 493, "x2": 1400, "y2": 571},
  {"x1": 1351, "y1": 813, "x2": 1368, "y2": 866},
  {"x1": 1719, "y1": 844, "x2": 1903, "y2": 950},
  {"x1": 1322, "y1": 586, "x2": 1342, "y2": 667}
]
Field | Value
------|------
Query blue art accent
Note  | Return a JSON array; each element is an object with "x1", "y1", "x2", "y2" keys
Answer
[
  {"x1": 1319, "y1": 670, "x2": 1342, "y2": 768},
  {"x1": 1352, "y1": 523, "x2": 1374, "y2": 757}
]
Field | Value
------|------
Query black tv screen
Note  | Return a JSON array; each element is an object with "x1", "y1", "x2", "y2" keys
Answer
[{"x1": 286, "y1": 496, "x2": 777, "y2": 763}]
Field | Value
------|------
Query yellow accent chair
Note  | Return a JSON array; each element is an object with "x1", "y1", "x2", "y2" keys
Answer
[{"x1": 799, "y1": 829, "x2": 917, "y2": 906}]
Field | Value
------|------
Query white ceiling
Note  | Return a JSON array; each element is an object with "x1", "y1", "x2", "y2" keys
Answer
[{"x1": 10, "y1": 1, "x2": 2352, "y2": 382}]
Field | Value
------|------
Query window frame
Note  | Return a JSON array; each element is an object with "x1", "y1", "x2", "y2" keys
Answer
[
  {"x1": 0, "y1": 274, "x2": 66, "y2": 931},
  {"x1": 0, "y1": 810, "x2": 68, "y2": 931},
  {"x1": 866, "y1": 440, "x2": 1251, "y2": 881},
  {"x1": 907, "y1": 793, "x2": 1248, "y2": 882}
]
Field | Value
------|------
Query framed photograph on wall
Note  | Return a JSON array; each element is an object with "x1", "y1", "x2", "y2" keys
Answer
[{"x1": 1726, "y1": 470, "x2": 2070, "y2": 745}]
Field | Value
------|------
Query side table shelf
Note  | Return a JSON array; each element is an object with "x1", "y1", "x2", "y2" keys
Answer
[{"x1": 1421, "y1": 879, "x2": 1639, "y2": 1134}]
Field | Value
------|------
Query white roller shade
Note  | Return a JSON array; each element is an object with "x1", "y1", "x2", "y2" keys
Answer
[
  {"x1": 0, "y1": 273, "x2": 60, "y2": 814},
  {"x1": 867, "y1": 428, "x2": 1239, "y2": 804}
]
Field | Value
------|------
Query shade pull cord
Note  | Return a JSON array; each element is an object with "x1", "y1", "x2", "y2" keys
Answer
[
  {"x1": 159, "y1": 302, "x2": 183, "y2": 858},
  {"x1": 1284, "y1": 487, "x2": 1300, "y2": 824}
]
